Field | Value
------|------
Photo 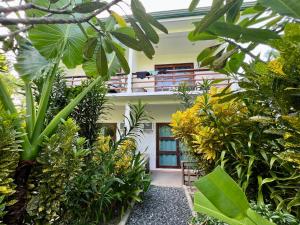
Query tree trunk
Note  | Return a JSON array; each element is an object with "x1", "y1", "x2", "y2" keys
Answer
[{"x1": 3, "y1": 160, "x2": 34, "y2": 225}]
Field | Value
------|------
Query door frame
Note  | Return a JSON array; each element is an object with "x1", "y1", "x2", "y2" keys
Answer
[{"x1": 156, "y1": 123, "x2": 181, "y2": 168}]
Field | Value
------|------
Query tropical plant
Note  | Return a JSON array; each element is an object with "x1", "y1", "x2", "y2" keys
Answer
[
  {"x1": 171, "y1": 86, "x2": 247, "y2": 164},
  {"x1": 187, "y1": 0, "x2": 299, "y2": 73},
  {"x1": 0, "y1": 55, "x2": 21, "y2": 224},
  {"x1": 69, "y1": 79, "x2": 108, "y2": 146},
  {"x1": 250, "y1": 202, "x2": 300, "y2": 225},
  {"x1": 0, "y1": 108, "x2": 21, "y2": 224},
  {"x1": 194, "y1": 166, "x2": 274, "y2": 225},
  {"x1": 186, "y1": 0, "x2": 300, "y2": 218},
  {"x1": 26, "y1": 119, "x2": 88, "y2": 224},
  {"x1": 175, "y1": 82, "x2": 196, "y2": 109},
  {"x1": 0, "y1": 0, "x2": 167, "y2": 223},
  {"x1": 33, "y1": 68, "x2": 69, "y2": 125},
  {"x1": 191, "y1": 202, "x2": 300, "y2": 225},
  {"x1": 63, "y1": 103, "x2": 150, "y2": 224}
]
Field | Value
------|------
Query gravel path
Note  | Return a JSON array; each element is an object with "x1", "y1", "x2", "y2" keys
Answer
[{"x1": 126, "y1": 185, "x2": 192, "y2": 225}]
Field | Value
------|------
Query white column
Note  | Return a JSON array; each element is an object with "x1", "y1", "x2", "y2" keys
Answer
[
  {"x1": 127, "y1": 48, "x2": 134, "y2": 93},
  {"x1": 124, "y1": 103, "x2": 131, "y2": 131}
]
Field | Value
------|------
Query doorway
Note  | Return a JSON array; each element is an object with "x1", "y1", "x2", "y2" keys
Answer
[{"x1": 156, "y1": 123, "x2": 181, "y2": 168}]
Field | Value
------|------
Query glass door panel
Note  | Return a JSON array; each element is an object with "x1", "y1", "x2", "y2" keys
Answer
[
  {"x1": 159, "y1": 155, "x2": 177, "y2": 166},
  {"x1": 159, "y1": 139, "x2": 176, "y2": 151},
  {"x1": 157, "y1": 124, "x2": 180, "y2": 168}
]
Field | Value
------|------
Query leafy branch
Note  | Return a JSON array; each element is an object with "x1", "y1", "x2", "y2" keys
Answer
[{"x1": 0, "y1": 0, "x2": 122, "y2": 25}]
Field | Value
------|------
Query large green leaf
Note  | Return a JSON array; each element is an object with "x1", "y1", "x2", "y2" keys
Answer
[
  {"x1": 194, "y1": 166, "x2": 275, "y2": 225},
  {"x1": 112, "y1": 43, "x2": 130, "y2": 74},
  {"x1": 206, "y1": 22, "x2": 280, "y2": 43},
  {"x1": 131, "y1": 0, "x2": 159, "y2": 44},
  {"x1": 83, "y1": 37, "x2": 98, "y2": 59},
  {"x1": 129, "y1": 18, "x2": 155, "y2": 59},
  {"x1": 29, "y1": 23, "x2": 87, "y2": 68},
  {"x1": 197, "y1": 44, "x2": 221, "y2": 62},
  {"x1": 208, "y1": 22, "x2": 242, "y2": 40},
  {"x1": 82, "y1": 52, "x2": 120, "y2": 78},
  {"x1": 111, "y1": 28, "x2": 142, "y2": 51},
  {"x1": 240, "y1": 28, "x2": 280, "y2": 43},
  {"x1": 226, "y1": 0, "x2": 243, "y2": 23},
  {"x1": 189, "y1": 0, "x2": 200, "y2": 12},
  {"x1": 193, "y1": 0, "x2": 237, "y2": 34},
  {"x1": 188, "y1": 31, "x2": 217, "y2": 41},
  {"x1": 147, "y1": 14, "x2": 168, "y2": 34},
  {"x1": 227, "y1": 52, "x2": 245, "y2": 73},
  {"x1": 14, "y1": 41, "x2": 51, "y2": 82},
  {"x1": 96, "y1": 45, "x2": 108, "y2": 79},
  {"x1": 258, "y1": 0, "x2": 300, "y2": 18}
]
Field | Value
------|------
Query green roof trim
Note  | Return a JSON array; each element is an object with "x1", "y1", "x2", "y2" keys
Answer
[{"x1": 149, "y1": 2, "x2": 256, "y2": 20}]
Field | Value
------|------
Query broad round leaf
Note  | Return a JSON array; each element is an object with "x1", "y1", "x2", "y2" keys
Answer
[
  {"x1": 29, "y1": 24, "x2": 87, "y2": 68},
  {"x1": 14, "y1": 41, "x2": 51, "y2": 82}
]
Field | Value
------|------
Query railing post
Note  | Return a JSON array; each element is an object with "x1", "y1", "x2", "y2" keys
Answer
[{"x1": 127, "y1": 48, "x2": 133, "y2": 93}]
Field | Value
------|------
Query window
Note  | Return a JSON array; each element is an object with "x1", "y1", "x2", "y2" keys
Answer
[{"x1": 154, "y1": 63, "x2": 194, "y2": 91}]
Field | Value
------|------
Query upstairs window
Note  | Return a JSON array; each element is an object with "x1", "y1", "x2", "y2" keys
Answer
[{"x1": 154, "y1": 63, "x2": 194, "y2": 91}]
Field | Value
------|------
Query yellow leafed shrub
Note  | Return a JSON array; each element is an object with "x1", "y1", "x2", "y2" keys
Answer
[
  {"x1": 95, "y1": 135, "x2": 136, "y2": 173},
  {"x1": 171, "y1": 86, "x2": 247, "y2": 162}
]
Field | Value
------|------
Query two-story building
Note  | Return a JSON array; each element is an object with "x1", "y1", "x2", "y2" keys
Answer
[{"x1": 66, "y1": 7, "x2": 230, "y2": 170}]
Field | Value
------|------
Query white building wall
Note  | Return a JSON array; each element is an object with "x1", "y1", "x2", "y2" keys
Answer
[{"x1": 135, "y1": 52, "x2": 199, "y2": 71}]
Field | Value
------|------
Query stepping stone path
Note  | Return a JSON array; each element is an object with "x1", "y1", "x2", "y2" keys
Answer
[{"x1": 126, "y1": 185, "x2": 192, "y2": 225}]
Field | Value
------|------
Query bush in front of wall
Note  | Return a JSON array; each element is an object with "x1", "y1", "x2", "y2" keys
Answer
[
  {"x1": 26, "y1": 119, "x2": 88, "y2": 224},
  {"x1": 64, "y1": 135, "x2": 151, "y2": 224},
  {"x1": 171, "y1": 86, "x2": 248, "y2": 171}
]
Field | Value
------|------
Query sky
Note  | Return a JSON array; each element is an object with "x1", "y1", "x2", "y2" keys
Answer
[
  {"x1": 139, "y1": 0, "x2": 213, "y2": 12},
  {"x1": 137, "y1": 0, "x2": 254, "y2": 12}
]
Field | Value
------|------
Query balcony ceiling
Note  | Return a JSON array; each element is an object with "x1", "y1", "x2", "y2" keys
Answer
[{"x1": 135, "y1": 31, "x2": 215, "y2": 56}]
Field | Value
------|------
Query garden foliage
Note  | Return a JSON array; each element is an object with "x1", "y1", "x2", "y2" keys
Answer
[
  {"x1": 26, "y1": 119, "x2": 88, "y2": 224},
  {"x1": 0, "y1": 55, "x2": 21, "y2": 224},
  {"x1": 0, "y1": 0, "x2": 163, "y2": 223},
  {"x1": 174, "y1": 1, "x2": 300, "y2": 220},
  {"x1": 69, "y1": 80, "x2": 108, "y2": 145},
  {"x1": 0, "y1": 108, "x2": 21, "y2": 224},
  {"x1": 25, "y1": 104, "x2": 150, "y2": 224}
]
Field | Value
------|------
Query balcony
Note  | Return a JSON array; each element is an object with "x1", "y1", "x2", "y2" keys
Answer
[{"x1": 65, "y1": 68, "x2": 228, "y2": 95}]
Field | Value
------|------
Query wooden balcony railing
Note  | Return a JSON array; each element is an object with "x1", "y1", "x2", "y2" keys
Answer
[{"x1": 65, "y1": 68, "x2": 228, "y2": 94}]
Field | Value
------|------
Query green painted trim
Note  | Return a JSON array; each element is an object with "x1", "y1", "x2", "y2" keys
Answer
[{"x1": 149, "y1": 2, "x2": 256, "y2": 20}]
